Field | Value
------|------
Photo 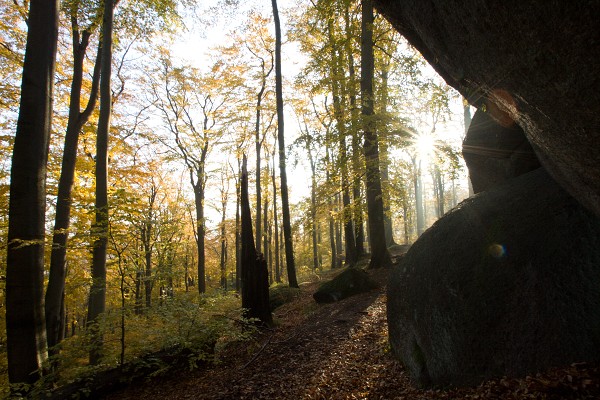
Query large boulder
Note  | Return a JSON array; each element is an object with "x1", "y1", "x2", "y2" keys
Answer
[
  {"x1": 373, "y1": 1, "x2": 600, "y2": 215},
  {"x1": 313, "y1": 267, "x2": 379, "y2": 304},
  {"x1": 463, "y1": 108, "x2": 540, "y2": 193},
  {"x1": 387, "y1": 168, "x2": 600, "y2": 387}
]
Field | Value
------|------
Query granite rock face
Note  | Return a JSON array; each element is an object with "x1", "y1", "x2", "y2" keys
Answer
[
  {"x1": 387, "y1": 169, "x2": 600, "y2": 387},
  {"x1": 313, "y1": 267, "x2": 379, "y2": 304},
  {"x1": 463, "y1": 108, "x2": 540, "y2": 193},
  {"x1": 374, "y1": 0, "x2": 600, "y2": 215}
]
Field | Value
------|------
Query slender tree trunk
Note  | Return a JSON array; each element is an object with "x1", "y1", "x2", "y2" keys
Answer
[
  {"x1": 143, "y1": 231, "x2": 153, "y2": 308},
  {"x1": 345, "y1": 5, "x2": 365, "y2": 258},
  {"x1": 325, "y1": 130, "x2": 337, "y2": 269},
  {"x1": 433, "y1": 165, "x2": 445, "y2": 217},
  {"x1": 279, "y1": 226, "x2": 285, "y2": 279},
  {"x1": 272, "y1": 0, "x2": 298, "y2": 288},
  {"x1": 87, "y1": 0, "x2": 114, "y2": 365},
  {"x1": 220, "y1": 207, "x2": 227, "y2": 290},
  {"x1": 6, "y1": 0, "x2": 59, "y2": 386},
  {"x1": 328, "y1": 195, "x2": 337, "y2": 269},
  {"x1": 335, "y1": 194, "x2": 344, "y2": 268},
  {"x1": 310, "y1": 163, "x2": 319, "y2": 271},
  {"x1": 142, "y1": 186, "x2": 156, "y2": 309},
  {"x1": 263, "y1": 196, "x2": 270, "y2": 280},
  {"x1": 414, "y1": 157, "x2": 425, "y2": 236},
  {"x1": 379, "y1": 66, "x2": 396, "y2": 246},
  {"x1": 255, "y1": 97, "x2": 263, "y2": 248},
  {"x1": 463, "y1": 98, "x2": 475, "y2": 196},
  {"x1": 184, "y1": 247, "x2": 190, "y2": 292},
  {"x1": 272, "y1": 161, "x2": 281, "y2": 283},
  {"x1": 117, "y1": 256, "x2": 126, "y2": 366},
  {"x1": 134, "y1": 268, "x2": 143, "y2": 315},
  {"x1": 327, "y1": 18, "x2": 357, "y2": 266},
  {"x1": 235, "y1": 159, "x2": 242, "y2": 291},
  {"x1": 317, "y1": 223, "x2": 323, "y2": 267},
  {"x1": 46, "y1": 24, "x2": 101, "y2": 357},
  {"x1": 361, "y1": 0, "x2": 391, "y2": 269},
  {"x1": 194, "y1": 184, "x2": 206, "y2": 293}
]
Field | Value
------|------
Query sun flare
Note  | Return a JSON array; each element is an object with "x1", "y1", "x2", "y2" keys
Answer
[{"x1": 413, "y1": 132, "x2": 436, "y2": 161}]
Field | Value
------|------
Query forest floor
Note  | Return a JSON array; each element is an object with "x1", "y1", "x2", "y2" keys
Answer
[{"x1": 106, "y1": 249, "x2": 600, "y2": 400}]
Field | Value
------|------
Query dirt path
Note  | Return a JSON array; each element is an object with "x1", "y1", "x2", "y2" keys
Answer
[{"x1": 107, "y1": 264, "x2": 600, "y2": 400}]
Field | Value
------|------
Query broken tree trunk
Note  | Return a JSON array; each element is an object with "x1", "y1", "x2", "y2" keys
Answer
[{"x1": 240, "y1": 155, "x2": 273, "y2": 327}]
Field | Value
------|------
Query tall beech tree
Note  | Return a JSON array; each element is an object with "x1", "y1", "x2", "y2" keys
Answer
[
  {"x1": 324, "y1": 12, "x2": 358, "y2": 266},
  {"x1": 272, "y1": 0, "x2": 298, "y2": 288},
  {"x1": 361, "y1": 0, "x2": 391, "y2": 268},
  {"x1": 6, "y1": 0, "x2": 60, "y2": 387},
  {"x1": 251, "y1": 45, "x2": 273, "y2": 250},
  {"x1": 87, "y1": 0, "x2": 114, "y2": 365},
  {"x1": 45, "y1": 2, "x2": 102, "y2": 357},
  {"x1": 344, "y1": 2, "x2": 365, "y2": 258}
]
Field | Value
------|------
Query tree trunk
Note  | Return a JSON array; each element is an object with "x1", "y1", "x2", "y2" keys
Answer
[
  {"x1": 6, "y1": 0, "x2": 59, "y2": 386},
  {"x1": 134, "y1": 268, "x2": 143, "y2": 315},
  {"x1": 327, "y1": 18, "x2": 357, "y2": 266},
  {"x1": 433, "y1": 165, "x2": 445, "y2": 217},
  {"x1": 414, "y1": 157, "x2": 425, "y2": 236},
  {"x1": 220, "y1": 206, "x2": 227, "y2": 290},
  {"x1": 255, "y1": 95, "x2": 263, "y2": 248},
  {"x1": 272, "y1": 161, "x2": 281, "y2": 283},
  {"x1": 235, "y1": 159, "x2": 242, "y2": 291},
  {"x1": 325, "y1": 129, "x2": 337, "y2": 269},
  {"x1": 143, "y1": 231, "x2": 152, "y2": 308},
  {"x1": 272, "y1": 0, "x2": 298, "y2": 288},
  {"x1": 46, "y1": 23, "x2": 101, "y2": 357},
  {"x1": 335, "y1": 194, "x2": 344, "y2": 268},
  {"x1": 310, "y1": 155, "x2": 319, "y2": 271},
  {"x1": 263, "y1": 196, "x2": 270, "y2": 281},
  {"x1": 361, "y1": 0, "x2": 391, "y2": 269},
  {"x1": 240, "y1": 156, "x2": 273, "y2": 326},
  {"x1": 379, "y1": 66, "x2": 396, "y2": 246},
  {"x1": 463, "y1": 98, "x2": 475, "y2": 196},
  {"x1": 194, "y1": 184, "x2": 206, "y2": 293},
  {"x1": 87, "y1": 0, "x2": 114, "y2": 366},
  {"x1": 345, "y1": 4, "x2": 365, "y2": 258},
  {"x1": 328, "y1": 195, "x2": 337, "y2": 269}
]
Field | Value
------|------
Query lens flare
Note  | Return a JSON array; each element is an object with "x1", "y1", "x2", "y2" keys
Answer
[{"x1": 488, "y1": 243, "x2": 506, "y2": 259}]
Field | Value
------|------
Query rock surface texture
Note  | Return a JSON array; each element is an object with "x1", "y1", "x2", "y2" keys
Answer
[
  {"x1": 387, "y1": 169, "x2": 600, "y2": 387},
  {"x1": 463, "y1": 108, "x2": 540, "y2": 193},
  {"x1": 313, "y1": 267, "x2": 379, "y2": 304},
  {"x1": 374, "y1": 1, "x2": 600, "y2": 215}
]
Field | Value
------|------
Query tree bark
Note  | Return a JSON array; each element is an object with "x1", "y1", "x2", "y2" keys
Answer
[
  {"x1": 309, "y1": 152, "x2": 319, "y2": 271},
  {"x1": 378, "y1": 66, "x2": 396, "y2": 246},
  {"x1": 194, "y1": 183, "x2": 206, "y2": 294},
  {"x1": 263, "y1": 195, "x2": 270, "y2": 281},
  {"x1": 413, "y1": 156, "x2": 425, "y2": 236},
  {"x1": 220, "y1": 205, "x2": 227, "y2": 290},
  {"x1": 6, "y1": 0, "x2": 59, "y2": 387},
  {"x1": 344, "y1": 4, "x2": 365, "y2": 258},
  {"x1": 235, "y1": 158, "x2": 242, "y2": 291},
  {"x1": 87, "y1": 0, "x2": 114, "y2": 366},
  {"x1": 272, "y1": 0, "x2": 298, "y2": 288},
  {"x1": 327, "y1": 17, "x2": 357, "y2": 266},
  {"x1": 361, "y1": 0, "x2": 391, "y2": 269},
  {"x1": 45, "y1": 14, "x2": 102, "y2": 357},
  {"x1": 272, "y1": 160, "x2": 281, "y2": 283},
  {"x1": 240, "y1": 156, "x2": 273, "y2": 326}
]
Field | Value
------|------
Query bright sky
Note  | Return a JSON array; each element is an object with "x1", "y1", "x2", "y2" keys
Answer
[
  {"x1": 165, "y1": 1, "x2": 469, "y2": 229},
  {"x1": 169, "y1": 1, "x2": 310, "y2": 220}
]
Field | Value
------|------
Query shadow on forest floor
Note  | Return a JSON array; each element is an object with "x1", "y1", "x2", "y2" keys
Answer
[{"x1": 107, "y1": 246, "x2": 600, "y2": 400}]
